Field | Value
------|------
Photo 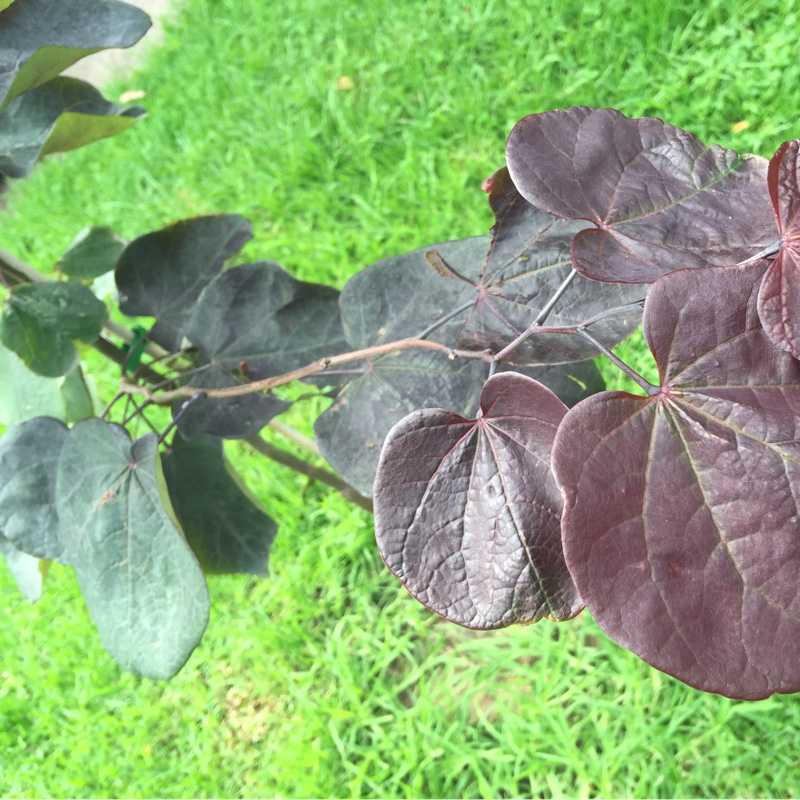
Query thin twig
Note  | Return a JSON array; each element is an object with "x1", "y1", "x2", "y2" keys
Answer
[
  {"x1": 101, "y1": 390, "x2": 127, "y2": 419},
  {"x1": 268, "y1": 419, "x2": 321, "y2": 455},
  {"x1": 158, "y1": 392, "x2": 206, "y2": 444},
  {"x1": 121, "y1": 337, "x2": 493, "y2": 405}
]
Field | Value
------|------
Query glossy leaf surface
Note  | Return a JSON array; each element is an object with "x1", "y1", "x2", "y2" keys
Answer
[
  {"x1": 554, "y1": 260, "x2": 800, "y2": 699},
  {"x1": 115, "y1": 214, "x2": 252, "y2": 351},
  {"x1": 0, "y1": 0, "x2": 150, "y2": 108},
  {"x1": 186, "y1": 261, "x2": 347, "y2": 379},
  {"x1": 458, "y1": 166, "x2": 644, "y2": 362},
  {"x1": 162, "y1": 433, "x2": 277, "y2": 576},
  {"x1": 0, "y1": 417, "x2": 68, "y2": 562},
  {"x1": 57, "y1": 225, "x2": 125, "y2": 279},
  {"x1": 0, "y1": 533, "x2": 47, "y2": 603},
  {"x1": 0, "y1": 77, "x2": 145, "y2": 179},
  {"x1": 758, "y1": 139, "x2": 800, "y2": 358},
  {"x1": 506, "y1": 107, "x2": 777, "y2": 283},
  {"x1": 0, "y1": 282, "x2": 107, "y2": 377},
  {"x1": 375, "y1": 372, "x2": 582, "y2": 627},
  {"x1": 315, "y1": 353, "x2": 602, "y2": 498},
  {"x1": 56, "y1": 420, "x2": 209, "y2": 679}
]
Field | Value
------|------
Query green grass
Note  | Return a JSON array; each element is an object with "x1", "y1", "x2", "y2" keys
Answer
[{"x1": 3, "y1": 0, "x2": 800, "y2": 796}]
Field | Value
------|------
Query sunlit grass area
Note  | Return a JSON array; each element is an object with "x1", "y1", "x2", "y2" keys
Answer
[{"x1": 3, "y1": 0, "x2": 800, "y2": 796}]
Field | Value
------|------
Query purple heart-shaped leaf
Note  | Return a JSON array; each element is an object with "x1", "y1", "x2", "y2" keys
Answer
[
  {"x1": 374, "y1": 372, "x2": 583, "y2": 628},
  {"x1": 554, "y1": 258, "x2": 800, "y2": 699},
  {"x1": 506, "y1": 107, "x2": 777, "y2": 284}
]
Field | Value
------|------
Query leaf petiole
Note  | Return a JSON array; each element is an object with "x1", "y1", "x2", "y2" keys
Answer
[{"x1": 578, "y1": 327, "x2": 656, "y2": 394}]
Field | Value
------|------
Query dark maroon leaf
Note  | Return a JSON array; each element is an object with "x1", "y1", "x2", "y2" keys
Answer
[
  {"x1": 458, "y1": 166, "x2": 645, "y2": 362},
  {"x1": 554, "y1": 259, "x2": 800, "y2": 699},
  {"x1": 314, "y1": 347, "x2": 492, "y2": 498},
  {"x1": 171, "y1": 363, "x2": 290, "y2": 440},
  {"x1": 314, "y1": 349, "x2": 603, "y2": 498},
  {"x1": 185, "y1": 261, "x2": 347, "y2": 380},
  {"x1": 341, "y1": 237, "x2": 485, "y2": 350},
  {"x1": 115, "y1": 215, "x2": 253, "y2": 351},
  {"x1": 374, "y1": 372, "x2": 582, "y2": 628},
  {"x1": 758, "y1": 139, "x2": 800, "y2": 358},
  {"x1": 506, "y1": 107, "x2": 777, "y2": 283},
  {"x1": 317, "y1": 237, "x2": 606, "y2": 496}
]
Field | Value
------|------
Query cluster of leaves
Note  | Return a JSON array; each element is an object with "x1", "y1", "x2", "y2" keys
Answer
[
  {"x1": 4, "y1": 1, "x2": 800, "y2": 702},
  {"x1": 374, "y1": 107, "x2": 800, "y2": 701},
  {"x1": 0, "y1": 0, "x2": 148, "y2": 184}
]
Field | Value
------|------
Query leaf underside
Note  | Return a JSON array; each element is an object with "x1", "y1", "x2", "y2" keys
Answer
[
  {"x1": 0, "y1": 0, "x2": 151, "y2": 108},
  {"x1": 374, "y1": 372, "x2": 582, "y2": 628},
  {"x1": 0, "y1": 77, "x2": 145, "y2": 179},
  {"x1": 506, "y1": 106, "x2": 777, "y2": 283},
  {"x1": 554, "y1": 259, "x2": 800, "y2": 699}
]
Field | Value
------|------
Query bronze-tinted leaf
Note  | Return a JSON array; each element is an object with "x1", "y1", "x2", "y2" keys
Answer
[{"x1": 0, "y1": 77, "x2": 145, "y2": 179}]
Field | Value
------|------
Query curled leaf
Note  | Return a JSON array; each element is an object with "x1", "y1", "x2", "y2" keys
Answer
[{"x1": 758, "y1": 139, "x2": 800, "y2": 358}]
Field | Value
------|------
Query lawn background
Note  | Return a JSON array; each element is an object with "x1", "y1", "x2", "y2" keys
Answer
[{"x1": 3, "y1": 0, "x2": 800, "y2": 797}]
